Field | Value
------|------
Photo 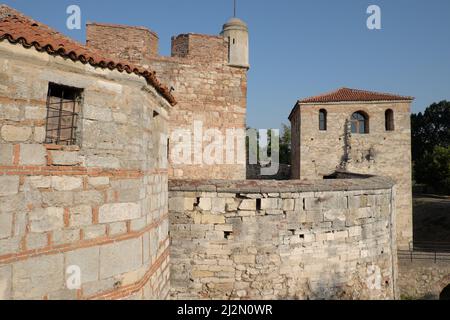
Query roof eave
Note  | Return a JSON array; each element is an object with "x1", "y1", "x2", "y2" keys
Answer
[{"x1": 297, "y1": 99, "x2": 415, "y2": 105}]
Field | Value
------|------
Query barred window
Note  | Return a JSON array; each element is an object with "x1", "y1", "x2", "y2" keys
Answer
[{"x1": 45, "y1": 83, "x2": 83, "y2": 145}]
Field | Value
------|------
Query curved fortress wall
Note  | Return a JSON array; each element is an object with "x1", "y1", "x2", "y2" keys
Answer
[
  {"x1": 0, "y1": 41, "x2": 170, "y2": 300},
  {"x1": 169, "y1": 177, "x2": 398, "y2": 300}
]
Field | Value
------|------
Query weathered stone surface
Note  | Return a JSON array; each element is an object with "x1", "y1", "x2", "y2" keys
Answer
[
  {"x1": 0, "y1": 265, "x2": 12, "y2": 299},
  {"x1": 83, "y1": 225, "x2": 106, "y2": 240},
  {"x1": 398, "y1": 259, "x2": 450, "y2": 300},
  {"x1": 88, "y1": 177, "x2": 110, "y2": 187},
  {"x1": 0, "y1": 212, "x2": 13, "y2": 239},
  {"x1": 42, "y1": 191, "x2": 74, "y2": 206},
  {"x1": 98, "y1": 203, "x2": 141, "y2": 223},
  {"x1": 99, "y1": 238, "x2": 143, "y2": 279},
  {"x1": 29, "y1": 207, "x2": 65, "y2": 232},
  {"x1": 1, "y1": 125, "x2": 32, "y2": 142},
  {"x1": 70, "y1": 205, "x2": 92, "y2": 227},
  {"x1": 13, "y1": 212, "x2": 27, "y2": 236},
  {"x1": 198, "y1": 198, "x2": 212, "y2": 211},
  {"x1": 25, "y1": 106, "x2": 46, "y2": 120},
  {"x1": 65, "y1": 247, "x2": 100, "y2": 284},
  {"x1": 261, "y1": 198, "x2": 279, "y2": 210},
  {"x1": 108, "y1": 222, "x2": 127, "y2": 236},
  {"x1": 86, "y1": 156, "x2": 120, "y2": 169},
  {"x1": 12, "y1": 254, "x2": 64, "y2": 299},
  {"x1": 26, "y1": 176, "x2": 52, "y2": 189},
  {"x1": 0, "y1": 237, "x2": 21, "y2": 256},
  {"x1": 201, "y1": 214, "x2": 225, "y2": 225},
  {"x1": 239, "y1": 199, "x2": 256, "y2": 211},
  {"x1": 169, "y1": 183, "x2": 395, "y2": 300},
  {"x1": 84, "y1": 105, "x2": 113, "y2": 121},
  {"x1": 0, "y1": 144, "x2": 13, "y2": 165},
  {"x1": 26, "y1": 232, "x2": 48, "y2": 250},
  {"x1": 74, "y1": 190, "x2": 103, "y2": 206},
  {"x1": 52, "y1": 229, "x2": 80, "y2": 246},
  {"x1": 50, "y1": 151, "x2": 81, "y2": 166},
  {"x1": 33, "y1": 126, "x2": 46, "y2": 143},
  {"x1": 19, "y1": 144, "x2": 46, "y2": 165},
  {"x1": 0, "y1": 176, "x2": 19, "y2": 196},
  {"x1": 52, "y1": 176, "x2": 83, "y2": 191}
]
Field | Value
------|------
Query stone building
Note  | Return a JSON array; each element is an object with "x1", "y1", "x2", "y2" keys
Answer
[
  {"x1": 0, "y1": 4, "x2": 426, "y2": 300},
  {"x1": 0, "y1": 5, "x2": 174, "y2": 299},
  {"x1": 85, "y1": 17, "x2": 249, "y2": 180},
  {"x1": 289, "y1": 87, "x2": 414, "y2": 249}
]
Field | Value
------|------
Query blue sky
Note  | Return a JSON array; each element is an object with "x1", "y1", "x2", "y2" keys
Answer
[{"x1": 3, "y1": 0, "x2": 450, "y2": 129}]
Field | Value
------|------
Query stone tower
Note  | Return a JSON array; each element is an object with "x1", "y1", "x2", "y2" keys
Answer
[
  {"x1": 289, "y1": 87, "x2": 414, "y2": 249},
  {"x1": 85, "y1": 18, "x2": 250, "y2": 180},
  {"x1": 221, "y1": 17, "x2": 249, "y2": 68}
]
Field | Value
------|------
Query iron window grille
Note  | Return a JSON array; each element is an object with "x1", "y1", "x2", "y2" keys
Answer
[{"x1": 45, "y1": 83, "x2": 83, "y2": 146}]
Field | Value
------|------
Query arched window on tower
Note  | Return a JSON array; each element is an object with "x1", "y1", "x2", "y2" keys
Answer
[
  {"x1": 351, "y1": 111, "x2": 369, "y2": 134},
  {"x1": 319, "y1": 109, "x2": 327, "y2": 131},
  {"x1": 385, "y1": 109, "x2": 395, "y2": 131}
]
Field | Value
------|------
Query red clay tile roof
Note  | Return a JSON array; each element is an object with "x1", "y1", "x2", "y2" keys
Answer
[
  {"x1": 299, "y1": 87, "x2": 414, "y2": 104},
  {"x1": 0, "y1": 5, "x2": 176, "y2": 106}
]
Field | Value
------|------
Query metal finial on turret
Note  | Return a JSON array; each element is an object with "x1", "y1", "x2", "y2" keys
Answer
[{"x1": 234, "y1": 0, "x2": 237, "y2": 17}]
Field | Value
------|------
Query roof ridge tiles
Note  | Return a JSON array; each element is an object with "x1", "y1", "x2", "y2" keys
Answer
[
  {"x1": 298, "y1": 87, "x2": 414, "y2": 104},
  {"x1": 0, "y1": 4, "x2": 176, "y2": 106}
]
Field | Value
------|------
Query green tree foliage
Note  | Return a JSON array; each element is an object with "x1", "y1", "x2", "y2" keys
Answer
[
  {"x1": 412, "y1": 101, "x2": 450, "y2": 194},
  {"x1": 279, "y1": 124, "x2": 292, "y2": 165},
  {"x1": 415, "y1": 146, "x2": 450, "y2": 193},
  {"x1": 266, "y1": 124, "x2": 291, "y2": 165},
  {"x1": 246, "y1": 124, "x2": 291, "y2": 165}
]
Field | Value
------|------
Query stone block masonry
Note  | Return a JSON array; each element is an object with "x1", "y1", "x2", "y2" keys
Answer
[
  {"x1": 86, "y1": 26, "x2": 249, "y2": 180},
  {"x1": 168, "y1": 176, "x2": 399, "y2": 300},
  {"x1": 290, "y1": 101, "x2": 413, "y2": 249},
  {"x1": 0, "y1": 41, "x2": 171, "y2": 300},
  {"x1": 398, "y1": 257, "x2": 450, "y2": 300}
]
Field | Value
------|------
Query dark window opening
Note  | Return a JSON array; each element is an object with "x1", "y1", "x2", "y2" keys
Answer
[
  {"x1": 256, "y1": 199, "x2": 261, "y2": 210},
  {"x1": 224, "y1": 231, "x2": 233, "y2": 239},
  {"x1": 227, "y1": 36, "x2": 231, "y2": 61},
  {"x1": 319, "y1": 109, "x2": 327, "y2": 131},
  {"x1": 153, "y1": 110, "x2": 160, "y2": 118},
  {"x1": 45, "y1": 83, "x2": 83, "y2": 145},
  {"x1": 167, "y1": 138, "x2": 170, "y2": 161},
  {"x1": 440, "y1": 284, "x2": 450, "y2": 300},
  {"x1": 351, "y1": 111, "x2": 369, "y2": 134},
  {"x1": 385, "y1": 109, "x2": 394, "y2": 131}
]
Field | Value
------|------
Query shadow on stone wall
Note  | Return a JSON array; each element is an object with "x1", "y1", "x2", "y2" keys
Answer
[{"x1": 246, "y1": 164, "x2": 291, "y2": 180}]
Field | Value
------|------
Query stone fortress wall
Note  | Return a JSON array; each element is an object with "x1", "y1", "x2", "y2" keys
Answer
[
  {"x1": 398, "y1": 258, "x2": 450, "y2": 300},
  {"x1": 168, "y1": 176, "x2": 399, "y2": 300},
  {"x1": 290, "y1": 101, "x2": 413, "y2": 249},
  {"x1": 86, "y1": 23, "x2": 248, "y2": 180},
  {"x1": 0, "y1": 41, "x2": 171, "y2": 299},
  {"x1": 0, "y1": 5, "x2": 435, "y2": 301}
]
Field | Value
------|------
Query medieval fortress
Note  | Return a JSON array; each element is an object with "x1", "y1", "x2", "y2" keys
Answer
[{"x1": 0, "y1": 5, "x2": 445, "y2": 300}]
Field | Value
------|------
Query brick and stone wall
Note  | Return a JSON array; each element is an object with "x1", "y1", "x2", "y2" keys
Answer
[
  {"x1": 86, "y1": 23, "x2": 159, "y2": 64},
  {"x1": 290, "y1": 102, "x2": 413, "y2": 249},
  {"x1": 398, "y1": 257, "x2": 450, "y2": 300},
  {"x1": 168, "y1": 176, "x2": 399, "y2": 300},
  {"x1": 87, "y1": 26, "x2": 248, "y2": 180},
  {"x1": 0, "y1": 41, "x2": 171, "y2": 300}
]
